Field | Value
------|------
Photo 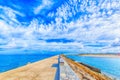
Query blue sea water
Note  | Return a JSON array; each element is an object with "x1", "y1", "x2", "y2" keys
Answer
[
  {"x1": 67, "y1": 55, "x2": 120, "y2": 78},
  {"x1": 0, "y1": 54, "x2": 55, "y2": 72},
  {"x1": 0, "y1": 48, "x2": 79, "y2": 73}
]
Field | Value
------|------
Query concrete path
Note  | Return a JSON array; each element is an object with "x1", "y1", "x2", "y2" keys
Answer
[
  {"x1": 0, "y1": 56, "x2": 58, "y2": 80},
  {"x1": 60, "y1": 58, "x2": 80, "y2": 80}
]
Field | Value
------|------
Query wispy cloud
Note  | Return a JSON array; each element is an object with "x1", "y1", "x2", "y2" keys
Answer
[
  {"x1": 34, "y1": 0, "x2": 54, "y2": 14},
  {"x1": 0, "y1": 6, "x2": 25, "y2": 24},
  {"x1": 0, "y1": 0, "x2": 120, "y2": 53}
]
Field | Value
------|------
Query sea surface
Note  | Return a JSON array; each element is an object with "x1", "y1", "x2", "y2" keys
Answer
[
  {"x1": 67, "y1": 55, "x2": 120, "y2": 78},
  {"x1": 0, "y1": 48, "x2": 77, "y2": 73},
  {"x1": 0, "y1": 53, "x2": 55, "y2": 72}
]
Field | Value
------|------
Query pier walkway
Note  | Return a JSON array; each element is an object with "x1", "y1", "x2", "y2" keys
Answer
[
  {"x1": 60, "y1": 57, "x2": 79, "y2": 80},
  {"x1": 0, "y1": 56, "x2": 58, "y2": 80}
]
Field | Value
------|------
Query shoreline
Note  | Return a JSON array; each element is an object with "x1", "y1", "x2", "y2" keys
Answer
[{"x1": 80, "y1": 54, "x2": 120, "y2": 58}]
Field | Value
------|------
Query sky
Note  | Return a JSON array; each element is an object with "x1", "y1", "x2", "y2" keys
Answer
[{"x1": 0, "y1": 0, "x2": 120, "y2": 53}]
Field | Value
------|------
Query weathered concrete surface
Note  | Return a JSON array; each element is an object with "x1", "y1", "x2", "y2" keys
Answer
[
  {"x1": 61, "y1": 55, "x2": 112, "y2": 80},
  {"x1": 0, "y1": 56, "x2": 58, "y2": 80}
]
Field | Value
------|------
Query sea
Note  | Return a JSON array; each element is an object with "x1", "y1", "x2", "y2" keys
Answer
[
  {"x1": 0, "y1": 53, "x2": 56, "y2": 72},
  {"x1": 0, "y1": 49, "x2": 62, "y2": 72},
  {"x1": 67, "y1": 55, "x2": 120, "y2": 79}
]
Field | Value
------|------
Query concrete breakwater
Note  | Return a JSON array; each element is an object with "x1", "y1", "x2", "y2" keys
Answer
[
  {"x1": 0, "y1": 55, "x2": 113, "y2": 80},
  {"x1": 79, "y1": 62, "x2": 101, "y2": 73},
  {"x1": 61, "y1": 55, "x2": 112, "y2": 80}
]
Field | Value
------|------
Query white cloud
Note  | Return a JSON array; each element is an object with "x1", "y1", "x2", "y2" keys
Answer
[
  {"x1": 0, "y1": 0, "x2": 120, "y2": 53},
  {"x1": 0, "y1": 6, "x2": 24, "y2": 24},
  {"x1": 34, "y1": 0, "x2": 54, "y2": 14}
]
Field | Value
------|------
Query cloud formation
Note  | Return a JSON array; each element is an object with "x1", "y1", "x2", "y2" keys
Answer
[{"x1": 0, "y1": 0, "x2": 120, "y2": 53}]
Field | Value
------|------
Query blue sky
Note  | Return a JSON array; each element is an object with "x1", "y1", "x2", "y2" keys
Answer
[{"x1": 0, "y1": 0, "x2": 120, "y2": 53}]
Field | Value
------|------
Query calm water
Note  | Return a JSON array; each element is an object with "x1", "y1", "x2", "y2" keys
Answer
[
  {"x1": 0, "y1": 54, "x2": 55, "y2": 72},
  {"x1": 0, "y1": 48, "x2": 76, "y2": 73},
  {"x1": 67, "y1": 55, "x2": 120, "y2": 78}
]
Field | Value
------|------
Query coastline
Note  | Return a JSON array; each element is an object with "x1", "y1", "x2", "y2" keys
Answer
[{"x1": 80, "y1": 54, "x2": 120, "y2": 58}]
